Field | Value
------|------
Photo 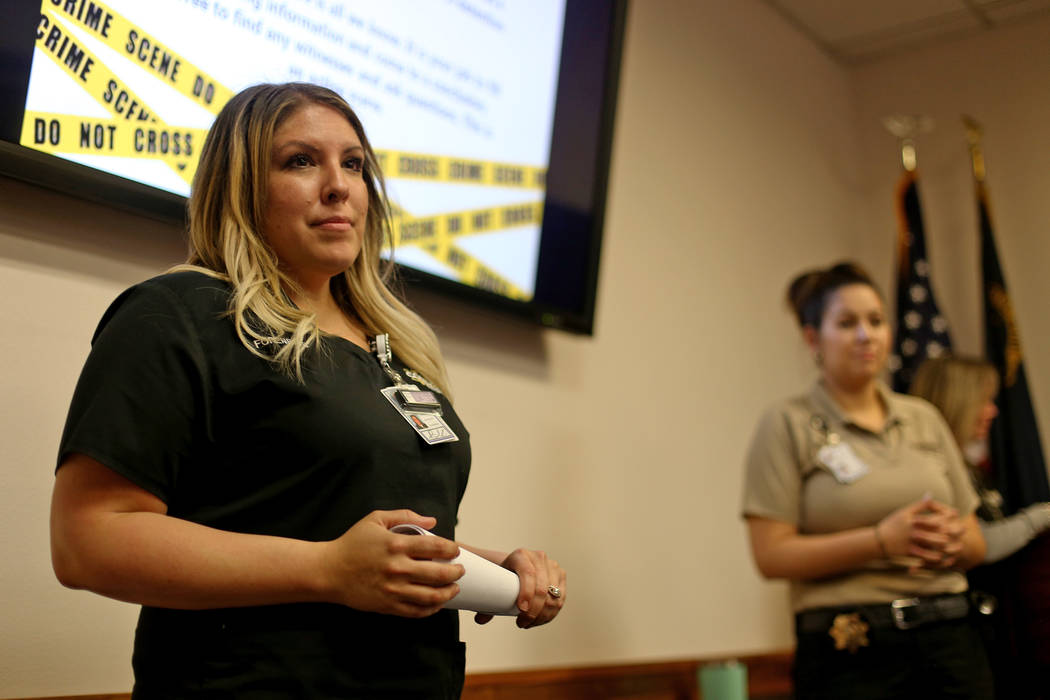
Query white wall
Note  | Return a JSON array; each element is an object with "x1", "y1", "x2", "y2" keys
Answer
[
  {"x1": 0, "y1": 188, "x2": 188, "y2": 696},
  {"x1": 454, "y1": 0, "x2": 864, "y2": 671},
  {"x1": 2, "y1": 1, "x2": 1048, "y2": 696}
]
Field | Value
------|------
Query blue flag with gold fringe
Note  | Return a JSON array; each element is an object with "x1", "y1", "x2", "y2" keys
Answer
[
  {"x1": 889, "y1": 170, "x2": 953, "y2": 393},
  {"x1": 978, "y1": 181, "x2": 1050, "y2": 511}
]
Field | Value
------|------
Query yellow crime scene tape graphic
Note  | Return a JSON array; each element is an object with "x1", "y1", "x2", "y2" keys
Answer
[
  {"x1": 22, "y1": 111, "x2": 206, "y2": 163},
  {"x1": 32, "y1": 9, "x2": 197, "y2": 182},
  {"x1": 377, "y1": 149, "x2": 545, "y2": 190},
  {"x1": 408, "y1": 239, "x2": 529, "y2": 300},
  {"x1": 438, "y1": 242, "x2": 526, "y2": 299},
  {"x1": 43, "y1": 0, "x2": 234, "y2": 114},
  {"x1": 25, "y1": 1, "x2": 542, "y2": 299},
  {"x1": 390, "y1": 201, "x2": 544, "y2": 247},
  {"x1": 387, "y1": 201, "x2": 544, "y2": 300}
]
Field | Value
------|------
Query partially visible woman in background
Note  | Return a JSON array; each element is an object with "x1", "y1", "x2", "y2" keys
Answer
[
  {"x1": 911, "y1": 355, "x2": 1050, "y2": 699},
  {"x1": 910, "y1": 356, "x2": 1050, "y2": 561},
  {"x1": 742, "y1": 261, "x2": 993, "y2": 699}
]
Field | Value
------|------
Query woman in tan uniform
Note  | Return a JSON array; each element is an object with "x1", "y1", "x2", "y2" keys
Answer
[{"x1": 742, "y1": 262, "x2": 993, "y2": 699}]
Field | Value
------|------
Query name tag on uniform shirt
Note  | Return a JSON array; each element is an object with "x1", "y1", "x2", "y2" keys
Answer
[
  {"x1": 380, "y1": 386, "x2": 459, "y2": 445},
  {"x1": 817, "y1": 442, "x2": 869, "y2": 484}
]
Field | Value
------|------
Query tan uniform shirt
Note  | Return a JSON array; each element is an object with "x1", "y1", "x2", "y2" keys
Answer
[{"x1": 742, "y1": 381, "x2": 980, "y2": 612}]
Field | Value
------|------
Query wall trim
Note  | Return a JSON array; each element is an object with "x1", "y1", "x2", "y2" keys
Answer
[{"x1": 7, "y1": 649, "x2": 793, "y2": 700}]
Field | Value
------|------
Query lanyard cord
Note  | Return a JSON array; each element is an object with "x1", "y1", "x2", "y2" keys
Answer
[{"x1": 371, "y1": 333, "x2": 406, "y2": 386}]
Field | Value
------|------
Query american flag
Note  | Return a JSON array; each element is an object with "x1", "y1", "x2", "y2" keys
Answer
[{"x1": 889, "y1": 170, "x2": 952, "y2": 393}]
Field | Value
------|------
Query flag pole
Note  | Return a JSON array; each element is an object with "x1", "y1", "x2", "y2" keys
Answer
[{"x1": 963, "y1": 115, "x2": 986, "y2": 183}]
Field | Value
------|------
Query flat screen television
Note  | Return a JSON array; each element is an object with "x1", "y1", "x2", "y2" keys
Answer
[{"x1": 0, "y1": 0, "x2": 626, "y2": 335}]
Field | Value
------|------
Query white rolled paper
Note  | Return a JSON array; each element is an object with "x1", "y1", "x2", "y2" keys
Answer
[{"x1": 389, "y1": 523, "x2": 521, "y2": 616}]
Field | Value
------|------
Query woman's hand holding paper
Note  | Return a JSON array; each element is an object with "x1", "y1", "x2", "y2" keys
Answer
[
  {"x1": 323, "y1": 510, "x2": 464, "y2": 617},
  {"x1": 493, "y1": 548, "x2": 566, "y2": 629}
]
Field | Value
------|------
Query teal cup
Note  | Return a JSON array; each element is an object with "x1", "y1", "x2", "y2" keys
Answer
[{"x1": 698, "y1": 660, "x2": 748, "y2": 700}]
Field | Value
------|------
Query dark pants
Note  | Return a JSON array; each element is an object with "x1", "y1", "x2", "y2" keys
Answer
[
  {"x1": 794, "y1": 616, "x2": 994, "y2": 700},
  {"x1": 132, "y1": 606, "x2": 465, "y2": 699}
]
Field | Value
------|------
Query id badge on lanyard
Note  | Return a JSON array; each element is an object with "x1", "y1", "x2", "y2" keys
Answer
[
  {"x1": 811, "y1": 415, "x2": 869, "y2": 484},
  {"x1": 373, "y1": 333, "x2": 459, "y2": 445}
]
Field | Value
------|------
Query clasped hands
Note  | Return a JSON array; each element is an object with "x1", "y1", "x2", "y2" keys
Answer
[
  {"x1": 876, "y1": 496, "x2": 966, "y2": 571},
  {"x1": 320, "y1": 509, "x2": 565, "y2": 628}
]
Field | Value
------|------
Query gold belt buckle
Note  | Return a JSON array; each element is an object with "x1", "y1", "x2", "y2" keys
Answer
[{"x1": 829, "y1": 613, "x2": 870, "y2": 653}]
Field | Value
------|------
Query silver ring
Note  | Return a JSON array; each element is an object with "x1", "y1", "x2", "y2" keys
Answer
[{"x1": 547, "y1": 585, "x2": 562, "y2": 599}]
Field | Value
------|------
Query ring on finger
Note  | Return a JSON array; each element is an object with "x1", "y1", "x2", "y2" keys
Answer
[{"x1": 547, "y1": 585, "x2": 562, "y2": 599}]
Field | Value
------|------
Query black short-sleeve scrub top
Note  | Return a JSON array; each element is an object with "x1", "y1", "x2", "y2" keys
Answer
[{"x1": 58, "y1": 270, "x2": 472, "y2": 699}]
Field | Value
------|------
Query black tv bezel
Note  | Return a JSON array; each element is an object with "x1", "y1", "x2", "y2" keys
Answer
[{"x1": 0, "y1": 0, "x2": 626, "y2": 335}]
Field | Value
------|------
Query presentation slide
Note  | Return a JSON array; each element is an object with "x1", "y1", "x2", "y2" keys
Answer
[{"x1": 21, "y1": 0, "x2": 568, "y2": 300}]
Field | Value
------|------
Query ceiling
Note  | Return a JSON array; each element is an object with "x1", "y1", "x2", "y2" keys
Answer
[{"x1": 761, "y1": 0, "x2": 1050, "y2": 64}]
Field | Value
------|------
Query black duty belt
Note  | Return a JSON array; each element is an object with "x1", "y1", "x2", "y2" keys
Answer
[{"x1": 796, "y1": 593, "x2": 971, "y2": 634}]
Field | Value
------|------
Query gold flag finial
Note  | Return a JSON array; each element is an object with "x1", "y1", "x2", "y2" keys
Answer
[
  {"x1": 882, "y1": 114, "x2": 934, "y2": 172},
  {"x1": 963, "y1": 115, "x2": 986, "y2": 182}
]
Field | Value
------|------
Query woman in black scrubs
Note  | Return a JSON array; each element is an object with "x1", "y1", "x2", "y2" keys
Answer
[{"x1": 50, "y1": 82, "x2": 566, "y2": 699}]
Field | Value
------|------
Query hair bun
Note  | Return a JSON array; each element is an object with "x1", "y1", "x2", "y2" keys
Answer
[
  {"x1": 785, "y1": 261, "x2": 877, "y2": 328},
  {"x1": 786, "y1": 270, "x2": 822, "y2": 322}
]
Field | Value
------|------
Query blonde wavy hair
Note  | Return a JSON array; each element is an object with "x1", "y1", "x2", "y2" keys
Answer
[
  {"x1": 175, "y1": 82, "x2": 451, "y2": 396},
  {"x1": 909, "y1": 356, "x2": 999, "y2": 446}
]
